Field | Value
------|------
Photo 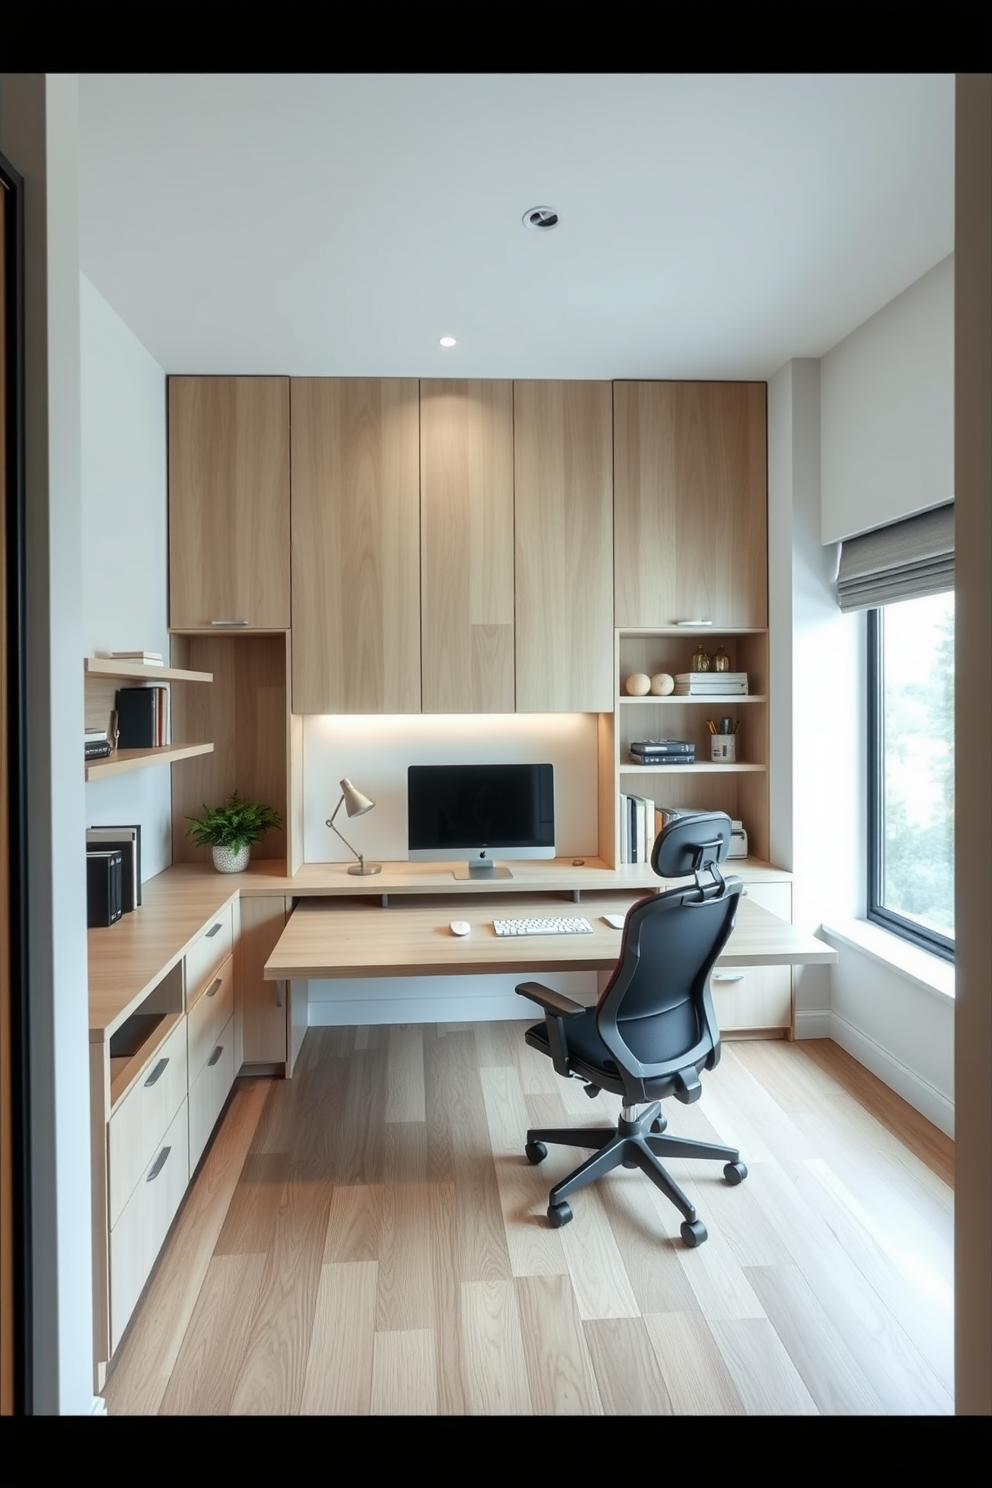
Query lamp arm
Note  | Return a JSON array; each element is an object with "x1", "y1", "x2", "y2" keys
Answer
[{"x1": 326, "y1": 797, "x2": 365, "y2": 868}]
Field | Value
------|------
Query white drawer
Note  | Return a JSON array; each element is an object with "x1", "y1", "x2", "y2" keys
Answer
[
  {"x1": 185, "y1": 903, "x2": 234, "y2": 1004},
  {"x1": 108, "y1": 1017, "x2": 187, "y2": 1229},
  {"x1": 187, "y1": 952, "x2": 234, "y2": 1083},
  {"x1": 110, "y1": 1098, "x2": 189, "y2": 1353},
  {"x1": 711, "y1": 963, "x2": 792, "y2": 1032},
  {"x1": 188, "y1": 1016, "x2": 235, "y2": 1173}
]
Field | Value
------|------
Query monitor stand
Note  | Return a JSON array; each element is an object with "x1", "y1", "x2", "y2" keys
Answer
[{"x1": 453, "y1": 863, "x2": 513, "y2": 881}]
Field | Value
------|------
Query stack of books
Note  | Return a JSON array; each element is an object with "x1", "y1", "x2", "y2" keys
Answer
[
  {"x1": 115, "y1": 686, "x2": 171, "y2": 748},
  {"x1": 619, "y1": 792, "x2": 664, "y2": 865},
  {"x1": 84, "y1": 727, "x2": 113, "y2": 762},
  {"x1": 104, "y1": 650, "x2": 164, "y2": 666},
  {"x1": 673, "y1": 672, "x2": 749, "y2": 696},
  {"x1": 628, "y1": 739, "x2": 695, "y2": 765}
]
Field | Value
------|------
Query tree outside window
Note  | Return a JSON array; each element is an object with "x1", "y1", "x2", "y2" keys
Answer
[{"x1": 868, "y1": 591, "x2": 954, "y2": 959}]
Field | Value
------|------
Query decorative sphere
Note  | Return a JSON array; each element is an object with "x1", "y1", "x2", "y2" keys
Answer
[
  {"x1": 625, "y1": 673, "x2": 651, "y2": 696},
  {"x1": 650, "y1": 672, "x2": 675, "y2": 696}
]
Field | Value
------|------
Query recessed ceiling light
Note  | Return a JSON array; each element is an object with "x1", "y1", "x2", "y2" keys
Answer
[
  {"x1": 439, "y1": 336, "x2": 457, "y2": 347},
  {"x1": 522, "y1": 206, "x2": 559, "y2": 231}
]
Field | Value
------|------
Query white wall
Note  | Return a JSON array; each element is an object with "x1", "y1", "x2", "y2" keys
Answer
[
  {"x1": 771, "y1": 260, "x2": 957, "y2": 1124},
  {"x1": 80, "y1": 275, "x2": 171, "y2": 878},
  {"x1": 768, "y1": 359, "x2": 862, "y2": 1036},
  {"x1": 0, "y1": 72, "x2": 95, "y2": 1415},
  {"x1": 820, "y1": 254, "x2": 954, "y2": 544},
  {"x1": 302, "y1": 712, "x2": 600, "y2": 866}
]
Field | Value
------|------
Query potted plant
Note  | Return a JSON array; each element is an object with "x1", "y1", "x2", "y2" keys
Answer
[{"x1": 185, "y1": 789, "x2": 284, "y2": 873}]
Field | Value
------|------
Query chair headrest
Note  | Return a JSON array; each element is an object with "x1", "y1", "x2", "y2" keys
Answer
[{"x1": 650, "y1": 809, "x2": 732, "y2": 878}]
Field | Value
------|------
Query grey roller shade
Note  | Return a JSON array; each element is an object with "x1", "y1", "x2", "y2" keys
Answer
[{"x1": 836, "y1": 503, "x2": 954, "y2": 611}]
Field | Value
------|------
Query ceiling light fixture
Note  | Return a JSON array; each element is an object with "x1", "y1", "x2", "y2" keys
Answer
[
  {"x1": 522, "y1": 206, "x2": 559, "y2": 231},
  {"x1": 439, "y1": 335, "x2": 457, "y2": 347}
]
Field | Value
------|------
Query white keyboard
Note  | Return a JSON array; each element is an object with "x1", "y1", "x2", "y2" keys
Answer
[{"x1": 492, "y1": 916, "x2": 594, "y2": 937}]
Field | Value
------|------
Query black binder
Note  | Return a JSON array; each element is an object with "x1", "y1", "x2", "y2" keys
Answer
[{"x1": 114, "y1": 686, "x2": 158, "y2": 748}]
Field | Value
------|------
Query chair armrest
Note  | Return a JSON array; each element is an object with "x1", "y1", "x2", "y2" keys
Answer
[{"x1": 515, "y1": 981, "x2": 587, "y2": 1017}]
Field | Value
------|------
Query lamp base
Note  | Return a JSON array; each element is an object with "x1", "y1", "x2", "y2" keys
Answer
[{"x1": 348, "y1": 863, "x2": 382, "y2": 876}]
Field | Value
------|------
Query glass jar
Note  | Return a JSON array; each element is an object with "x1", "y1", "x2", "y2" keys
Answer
[
  {"x1": 690, "y1": 645, "x2": 711, "y2": 672},
  {"x1": 712, "y1": 646, "x2": 730, "y2": 672}
]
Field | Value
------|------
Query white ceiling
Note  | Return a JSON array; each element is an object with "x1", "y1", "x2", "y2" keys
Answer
[{"x1": 77, "y1": 73, "x2": 955, "y2": 381}]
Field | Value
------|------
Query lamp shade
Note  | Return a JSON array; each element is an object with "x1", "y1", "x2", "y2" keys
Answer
[{"x1": 340, "y1": 778, "x2": 375, "y2": 817}]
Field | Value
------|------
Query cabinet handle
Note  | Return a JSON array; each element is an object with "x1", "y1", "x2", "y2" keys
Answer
[
  {"x1": 206, "y1": 976, "x2": 222, "y2": 998},
  {"x1": 147, "y1": 1146, "x2": 171, "y2": 1182},
  {"x1": 205, "y1": 922, "x2": 223, "y2": 938},
  {"x1": 712, "y1": 972, "x2": 746, "y2": 983},
  {"x1": 207, "y1": 1045, "x2": 224, "y2": 1068},
  {"x1": 144, "y1": 1057, "x2": 169, "y2": 1087},
  {"x1": 275, "y1": 979, "x2": 284, "y2": 1008},
  {"x1": 210, "y1": 619, "x2": 248, "y2": 627}
]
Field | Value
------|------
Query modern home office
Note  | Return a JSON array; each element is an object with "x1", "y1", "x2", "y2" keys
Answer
[{"x1": 1, "y1": 74, "x2": 988, "y2": 1419}]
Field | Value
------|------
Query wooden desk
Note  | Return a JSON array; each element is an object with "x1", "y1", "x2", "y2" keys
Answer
[{"x1": 264, "y1": 892, "x2": 837, "y2": 981}]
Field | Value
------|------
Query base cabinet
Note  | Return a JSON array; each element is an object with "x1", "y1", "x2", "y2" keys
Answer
[
  {"x1": 109, "y1": 1099, "x2": 189, "y2": 1355},
  {"x1": 238, "y1": 894, "x2": 291, "y2": 1066},
  {"x1": 92, "y1": 905, "x2": 242, "y2": 1379}
]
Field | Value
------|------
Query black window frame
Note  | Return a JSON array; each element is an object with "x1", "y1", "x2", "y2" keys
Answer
[{"x1": 867, "y1": 606, "x2": 955, "y2": 963}]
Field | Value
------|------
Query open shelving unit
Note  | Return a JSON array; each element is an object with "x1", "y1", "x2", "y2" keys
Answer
[
  {"x1": 609, "y1": 627, "x2": 771, "y2": 864},
  {"x1": 84, "y1": 655, "x2": 214, "y2": 782}
]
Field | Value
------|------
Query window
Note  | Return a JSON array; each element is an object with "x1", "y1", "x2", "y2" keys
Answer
[{"x1": 867, "y1": 592, "x2": 954, "y2": 960}]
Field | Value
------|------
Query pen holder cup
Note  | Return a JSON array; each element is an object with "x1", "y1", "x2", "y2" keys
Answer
[{"x1": 711, "y1": 735, "x2": 737, "y2": 763}]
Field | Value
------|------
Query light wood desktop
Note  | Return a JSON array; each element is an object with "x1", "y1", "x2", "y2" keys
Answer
[{"x1": 264, "y1": 890, "x2": 837, "y2": 982}]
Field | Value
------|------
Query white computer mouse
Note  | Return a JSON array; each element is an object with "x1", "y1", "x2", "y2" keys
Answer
[
  {"x1": 449, "y1": 920, "x2": 471, "y2": 937},
  {"x1": 602, "y1": 913, "x2": 626, "y2": 930}
]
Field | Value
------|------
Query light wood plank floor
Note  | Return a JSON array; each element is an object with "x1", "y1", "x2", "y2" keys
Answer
[{"x1": 103, "y1": 1025, "x2": 954, "y2": 1416}]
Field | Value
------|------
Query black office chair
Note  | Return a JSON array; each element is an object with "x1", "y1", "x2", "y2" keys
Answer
[{"x1": 515, "y1": 809, "x2": 747, "y2": 1247}]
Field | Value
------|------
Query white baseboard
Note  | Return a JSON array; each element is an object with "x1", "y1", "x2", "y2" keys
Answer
[
  {"x1": 792, "y1": 1008, "x2": 832, "y2": 1039},
  {"x1": 829, "y1": 1010, "x2": 955, "y2": 1137}
]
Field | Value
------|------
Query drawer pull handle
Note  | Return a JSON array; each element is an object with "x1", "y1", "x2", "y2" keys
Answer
[
  {"x1": 206, "y1": 923, "x2": 223, "y2": 938},
  {"x1": 210, "y1": 619, "x2": 248, "y2": 627},
  {"x1": 275, "y1": 979, "x2": 284, "y2": 1008},
  {"x1": 144, "y1": 1057, "x2": 169, "y2": 1087},
  {"x1": 206, "y1": 976, "x2": 222, "y2": 998},
  {"x1": 147, "y1": 1146, "x2": 171, "y2": 1182},
  {"x1": 712, "y1": 973, "x2": 746, "y2": 983},
  {"x1": 207, "y1": 1045, "x2": 224, "y2": 1068}
]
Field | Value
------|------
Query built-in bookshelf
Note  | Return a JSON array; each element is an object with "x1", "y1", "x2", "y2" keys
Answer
[
  {"x1": 609, "y1": 627, "x2": 770, "y2": 864},
  {"x1": 83, "y1": 656, "x2": 214, "y2": 781}
]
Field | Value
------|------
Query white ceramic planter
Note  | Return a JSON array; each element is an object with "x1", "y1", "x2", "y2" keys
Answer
[{"x1": 211, "y1": 843, "x2": 251, "y2": 874}]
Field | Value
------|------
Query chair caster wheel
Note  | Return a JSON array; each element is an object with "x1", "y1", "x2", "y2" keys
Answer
[
  {"x1": 525, "y1": 1140, "x2": 548, "y2": 1165},
  {"x1": 723, "y1": 1161, "x2": 747, "y2": 1186},
  {"x1": 680, "y1": 1219, "x2": 708, "y2": 1247},
  {"x1": 548, "y1": 1201, "x2": 573, "y2": 1229},
  {"x1": 650, "y1": 1115, "x2": 668, "y2": 1134}
]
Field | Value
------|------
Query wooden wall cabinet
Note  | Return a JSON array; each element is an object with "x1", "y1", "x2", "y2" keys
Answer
[
  {"x1": 614, "y1": 381, "x2": 767, "y2": 629},
  {"x1": 513, "y1": 381, "x2": 615, "y2": 712},
  {"x1": 420, "y1": 380, "x2": 515, "y2": 712},
  {"x1": 168, "y1": 377, "x2": 291, "y2": 630},
  {"x1": 291, "y1": 377, "x2": 421, "y2": 714}
]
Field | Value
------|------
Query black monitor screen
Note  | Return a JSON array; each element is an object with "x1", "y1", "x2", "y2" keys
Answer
[{"x1": 407, "y1": 763, "x2": 555, "y2": 858}]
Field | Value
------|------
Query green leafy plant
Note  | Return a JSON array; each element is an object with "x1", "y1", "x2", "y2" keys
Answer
[{"x1": 185, "y1": 790, "x2": 284, "y2": 852}]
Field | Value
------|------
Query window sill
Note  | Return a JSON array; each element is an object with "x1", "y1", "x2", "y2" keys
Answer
[{"x1": 820, "y1": 919, "x2": 954, "y2": 1002}]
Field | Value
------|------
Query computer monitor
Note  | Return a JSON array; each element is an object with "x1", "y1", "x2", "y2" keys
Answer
[{"x1": 407, "y1": 762, "x2": 555, "y2": 878}]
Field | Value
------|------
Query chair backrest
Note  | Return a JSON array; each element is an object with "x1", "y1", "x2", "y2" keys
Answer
[{"x1": 595, "y1": 810, "x2": 743, "y2": 1103}]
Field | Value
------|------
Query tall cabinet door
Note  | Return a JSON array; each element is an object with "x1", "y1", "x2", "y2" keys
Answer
[
  {"x1": 614, "y1": 381, "x2": 767, "y2": 629},
  {"x1": 291, "y1": 378, "x2": 421, "y2": 714},
  {"x1": 513, "y1": 381, "x2": 614, "y2": 712},
  {"x1": 168, "y1": 377, "x2": 290, "y2": 630},
  {"x1": 420, "y1": 380, "x2": 515, "y2": 713}
]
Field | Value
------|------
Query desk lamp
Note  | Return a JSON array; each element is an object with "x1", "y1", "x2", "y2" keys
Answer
[{"x1": 326, "y1": 778, "x2": 382, "y2": 876}]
